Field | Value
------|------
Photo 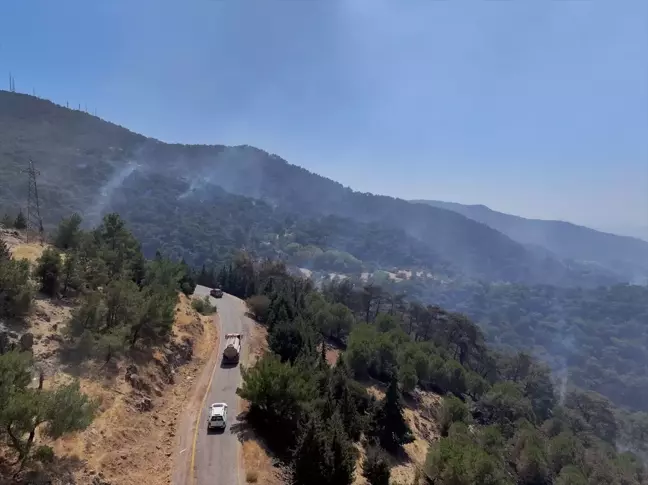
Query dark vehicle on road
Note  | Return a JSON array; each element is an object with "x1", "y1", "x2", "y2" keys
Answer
[
  {"x1": 210, "y1": 288, "x2": 223, "y2": 298},
  {"x1": 222, "y1": 333, "x2": 242, "y2": 365}
]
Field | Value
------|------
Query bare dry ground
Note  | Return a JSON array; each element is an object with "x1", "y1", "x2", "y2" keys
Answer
[
  {"x1": 1, "y1": 232, "x2": 218, "y2": 485},
  {"x1": 4, "y1": 230, "x2": 46, "y2": 262}
]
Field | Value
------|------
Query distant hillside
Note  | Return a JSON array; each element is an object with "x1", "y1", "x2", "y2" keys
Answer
[
  {"x1": 598, "y1": 223, "x2": 648, "y2": 243},
  {"x1": 413, "y1": 199, "x2": 648, "y2": 284},
  {"x1": 0, "y1": 90, "x2": 620, "y2": 287}
]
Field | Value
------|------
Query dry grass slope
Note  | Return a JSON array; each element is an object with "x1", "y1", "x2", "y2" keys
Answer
[{"x1": 1, "y1": 233, "x2": 218, "y2": 485}]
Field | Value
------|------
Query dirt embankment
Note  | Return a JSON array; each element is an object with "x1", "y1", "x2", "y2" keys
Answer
[
  {"x1": 50, "y1": 294, "x2": 217, "y2": 485},
  {"x1": 1, "y1": 233, "x2": 219, "y2": 485}
]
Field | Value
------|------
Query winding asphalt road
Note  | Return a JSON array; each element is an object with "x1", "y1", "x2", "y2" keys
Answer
[{"x1": 190, "y1": 285, "x2": 249, "y2": 485}]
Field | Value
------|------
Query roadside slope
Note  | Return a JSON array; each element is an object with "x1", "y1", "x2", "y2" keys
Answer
[{"x1": 0, "y1": 227, "x2": 218, "y2": 485}]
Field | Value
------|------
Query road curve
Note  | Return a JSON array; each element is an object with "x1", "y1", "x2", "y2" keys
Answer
[{"x1": 190, "y1": 285, "x2": 250, "y2": 485}]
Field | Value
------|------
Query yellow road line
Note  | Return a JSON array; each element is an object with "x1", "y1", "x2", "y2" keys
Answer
[{"x1": 189, "y1": 317, "x2": 221, "y2": 485}]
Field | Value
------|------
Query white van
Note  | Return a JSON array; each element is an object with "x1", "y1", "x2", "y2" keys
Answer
[{"x1": 207, "y1": 402, "x2": 228, "y2": 430}]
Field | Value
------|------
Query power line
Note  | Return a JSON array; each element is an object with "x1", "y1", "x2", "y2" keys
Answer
[{"x1": 21, "y1": 159, "x2": 44, "y2": 243}]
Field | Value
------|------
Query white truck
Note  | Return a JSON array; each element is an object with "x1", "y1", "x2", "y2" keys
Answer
[
  {"x1": 207, "y1": 402, "x2": 228, "y2": 430},
  {"x1": 222, "y1": 333, "x2": 242, "y2": 365}
]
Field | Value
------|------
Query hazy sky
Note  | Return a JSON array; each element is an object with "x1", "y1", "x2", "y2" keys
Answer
[{"x1": 1, "y1": 0, "x2": 647, "y2": 231}]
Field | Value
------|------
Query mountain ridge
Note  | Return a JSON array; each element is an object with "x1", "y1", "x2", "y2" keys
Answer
[
  {"x1": 413, "y1": 199, "x2": 646, "y2": 241},
  {"x1": 413, "y1": 199, "x2": 648, "y2": 284},
  {"x1": 0, "y1": 90, "x2": 625, "y2": 286}
]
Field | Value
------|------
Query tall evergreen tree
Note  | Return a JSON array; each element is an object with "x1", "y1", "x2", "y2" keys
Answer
[
  {"x1": 61, "y1": 250, "x2": 81, "y2": 295},
  {"x1": 269, "y1": 317, "x2": 316, "y2": 364},
  {"x1": 327, "y1": 411, "x2": 356, "y2": 485},
  {"x1": 362, "y1": 446, "x2": 391, "y2": 485},
  {"x1": 267, "y1": 292, "x2": 295, "y2": 330},
  {"x1": 34, "y1": 248, "x2": 63, "y2": 297},
  {"x1": 369, "y1": 372, "x2": 414, "y2": 452},
  {"x1": 197, "y1": 264, "x2": 211, "y2": 286},
  {"x1": 53, "y1": 213, "x2": 83, "y2": 250},
  {"x1": 178, "y1": 258, "x2": 196, "y2": 295},
  {"x1": 13, "y1": 210, "x2": 27, "y2": 230},
  {"x1": 330, "y1": 358, "x2": 363, "y2": 440},
  {"x1": 292, "y1": 415, "x2": 330, "y2": 485}
]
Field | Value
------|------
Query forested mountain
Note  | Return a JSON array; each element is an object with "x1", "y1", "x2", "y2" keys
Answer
[
  {"x1": 219, "y1": 254, "x2": 648, "y2": 484},
  {"x1": 2, "y1": 91, "x2": 648, "y2": 426},
  {"x1": 366, "y1": 275, "x2": 648, "y2": 413},
  {"x1": 0, "y1": 90, "x2": 622, "y2": 287},
  {"x1": 3, "y1": 213, "x2": 646, "y2": 484},
  {"x1": 413, "y1": 199, "x2": 648, "y2": 284}
]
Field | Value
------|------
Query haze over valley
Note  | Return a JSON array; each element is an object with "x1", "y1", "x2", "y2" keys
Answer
[
  {"x1": 2, "y1": 90, "x2": 648, "y2": 418},
  {"x1": 1, "y1": 2, "x2": 647, "y2": 484}
]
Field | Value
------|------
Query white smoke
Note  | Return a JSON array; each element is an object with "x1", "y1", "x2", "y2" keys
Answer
[
  {"x1": 85, "y1": 162, "x2": 140, "y2": 226},
  {"x1": 557, "y1": 365, "x2": 569, "y2": 406},
  {"x1": 178, "y1": 176, "x2": 210, "y2": 200}
]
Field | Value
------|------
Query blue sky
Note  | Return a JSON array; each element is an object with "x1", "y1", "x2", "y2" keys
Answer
[{"x1": 1, "y1": 0, "x2": 647, "y2": 233}]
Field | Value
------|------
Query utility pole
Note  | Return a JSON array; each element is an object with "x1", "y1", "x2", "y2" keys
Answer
[{"x1": 21, "y1": 159, "x2": 44, "y2": 243}]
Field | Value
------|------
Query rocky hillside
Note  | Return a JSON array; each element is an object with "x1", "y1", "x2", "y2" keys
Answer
[
  {"x1": 0, "y1": 90, "x2": 621, "y2": 287},
  {"x1": 0, "y1": 227, "x2": 217, "y2": 485}
]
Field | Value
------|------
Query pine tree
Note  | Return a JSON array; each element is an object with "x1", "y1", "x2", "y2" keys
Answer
[
  {"x1": 269, "y1": 318, "x2": 312, "y2": 364},
  {"x1": 198, "y1": 264, "x2": 210, "y2": 286},
  {"x1": 61, "y1": 251, "x2": 81, "y2": 295},
  {"x1": 292, "y1": 416, "x2": 330, "y2": 485},
  {"x1": 362, "y1": 446, "x2": 391, "y2": 485},
  {"x1": 53, "y1": 213, "x2": 83, "y2": 250},
  {"x1": 330, "y1": 358, "x2": 363, "y2": 440},
  {"x1": 327, "y1": 411, "x2": 356, "y2": 485},
  {"x1": 14, "y1": 210, "x2": 27, "y2": 230},
  {"x1": 178, "y1": 258, "x2": 196, "y2": 295},
  {"x1": 267, "y1": 292, "x2": 294, "y2": 330},
  {"x1": 0, "y1": 257, "x2": 33, "y2": 318},
  {"x1": 370, "y1": 373, "x2": 414, "y2": 453},
  {"x1": 34, "y1": 248, "x2": 63, "y2": 297}
]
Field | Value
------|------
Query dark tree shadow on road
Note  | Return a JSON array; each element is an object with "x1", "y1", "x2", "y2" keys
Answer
[
  {"x1": 230, "y1": 411, "x2": 288, "y2": 467},
  {"x1": 207, "y1": 426, "x2": 226, "y2": 436}
]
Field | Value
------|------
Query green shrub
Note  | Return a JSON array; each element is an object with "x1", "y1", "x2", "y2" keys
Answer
[
  {"x1": 192, "y1": 295, "x2": 217, "y2": 315},
  {"x1": 0, "y1": 258, "x2": 34, "y2": 318},
  {"x1": 33, "y1": 445, "x2": 55, "y2": 463},
  {"x1": 246, "y1": 294, "x2": 271, "y2": 323}
]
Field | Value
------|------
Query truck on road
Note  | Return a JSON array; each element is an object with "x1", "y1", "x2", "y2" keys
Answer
[
  {"x1": 207, "y1": 402, "x2": 228, "y2": 430},
  {"x1": 222, "y1": 333, "x2": 242, "y2": 365}
]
